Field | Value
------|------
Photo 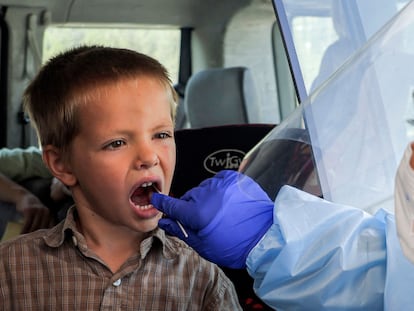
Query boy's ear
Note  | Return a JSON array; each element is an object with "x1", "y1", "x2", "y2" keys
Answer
[{"x1": 42, "y1": 145, "x2": 77, "y2": 187}]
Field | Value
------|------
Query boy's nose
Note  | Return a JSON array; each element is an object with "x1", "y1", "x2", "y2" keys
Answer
[{"x1": 134, "y1": 141, "x2": 159, "y2": 169}]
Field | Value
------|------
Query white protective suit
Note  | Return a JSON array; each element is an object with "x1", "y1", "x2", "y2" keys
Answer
[{"x1": 246, "y1": 143, "x2": 414, "y2": 310}]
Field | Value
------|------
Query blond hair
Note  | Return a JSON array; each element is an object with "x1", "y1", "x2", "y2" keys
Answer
[{"x1": 23, "y1": 45, "x2": 177, "y2": 155}]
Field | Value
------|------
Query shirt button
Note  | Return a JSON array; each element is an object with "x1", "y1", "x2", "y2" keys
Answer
[{"x1": 113, "y1": 279, "x2": 122, "y2": 287}]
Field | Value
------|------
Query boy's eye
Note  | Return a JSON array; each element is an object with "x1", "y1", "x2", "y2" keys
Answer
[
  {"x1": 106, "y1": 140, "x2": 126, "y2": 149},
  {"x1": 156, "y1": 132, "x2": 172, "y2": 139}
]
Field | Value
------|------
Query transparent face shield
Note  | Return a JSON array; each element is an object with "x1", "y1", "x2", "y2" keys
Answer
[
  {"x1": 239, "y1": 106, "x2": 322, "y2": 201},
  {"x1": 239, "y1": 2, "x2": 414, "y2": 214}
]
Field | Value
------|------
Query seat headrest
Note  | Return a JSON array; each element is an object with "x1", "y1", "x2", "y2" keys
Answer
[
  {"x1": 184, "y1": 67, "x2": 260, "y2": 128},
  {"x1": 170, "y1": 124, "x2": 275, "y2": 197}
]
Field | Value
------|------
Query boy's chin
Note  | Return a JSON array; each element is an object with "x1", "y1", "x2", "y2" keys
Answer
[{"x1": 135, "y1": 214, "x2": 163, "y2": 233}]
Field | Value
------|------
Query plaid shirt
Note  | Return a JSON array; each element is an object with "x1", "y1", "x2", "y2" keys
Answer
[{"x1": 0, "y1": 207, "x2": 241, "y2": 311}]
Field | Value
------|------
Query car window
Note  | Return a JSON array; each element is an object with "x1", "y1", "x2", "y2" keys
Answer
[
  {"x1": 43, "y1": 25, "x2": 180, "y2": 84},
  {"x1": 275, "y1": 0, "x2": 411, "y2": 98},
  {"x1": 265, "y1": 0, "x2": 414, "y2": 213},
  {"x1": 291, "y1": 15, "x2": 338, "y2": 92}
]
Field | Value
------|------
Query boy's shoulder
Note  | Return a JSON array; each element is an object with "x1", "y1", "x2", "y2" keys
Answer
[
  {"x1": 162, "y1": 233, "x2": 192, "y2": 252},
  {"x1": 160, "y1": 231, "x2": 207, "y2": 260},
  {"x1": 0, "y1": 228, "x2": 50, "y2": 263},
  {"x1": 160, "y1": 233, "x2": 232, "y2": 282},
  {"x1": 0, "y1": 221, "x2": 65, "y2": 258}
]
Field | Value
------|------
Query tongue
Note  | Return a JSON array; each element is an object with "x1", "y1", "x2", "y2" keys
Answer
[{"x1": 131, "y1": 187, "x2": 150, "y2": 206}]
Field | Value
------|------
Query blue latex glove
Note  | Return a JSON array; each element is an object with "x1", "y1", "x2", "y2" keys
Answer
[{"x1": 151, "y1": 170, "x2": 274, "y2": 269}]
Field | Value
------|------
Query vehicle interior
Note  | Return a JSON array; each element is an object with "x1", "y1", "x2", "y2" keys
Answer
[
  {"x1": 0, "y1": 0, "x2": 297, "y2": 148},
  {"x1": 1, "y1": 0, "x2": 413, "y2": 309},
  {"x1": 0, "y1": 1, "x2": 292, "y2": 310}
]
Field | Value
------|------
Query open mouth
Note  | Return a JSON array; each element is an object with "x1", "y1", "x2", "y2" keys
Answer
[{"x1": 130, "y1": 182, "x2": 158, "y2": 210}]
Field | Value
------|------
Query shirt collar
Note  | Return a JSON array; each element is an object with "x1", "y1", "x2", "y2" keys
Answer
[{"x1": 43, "y1": 206, "x2": 181, "y2": 260}]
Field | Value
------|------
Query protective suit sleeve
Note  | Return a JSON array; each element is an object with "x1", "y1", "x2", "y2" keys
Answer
[
  {"x1": 247, "y1": 185, "x2": 387, "y2": 311},
  {"x1": 395, "y1": 142, "x2": 414, "y2": 263},
  {"x1": 383, "y1": 209, "x2": 414, "y2": 310}
]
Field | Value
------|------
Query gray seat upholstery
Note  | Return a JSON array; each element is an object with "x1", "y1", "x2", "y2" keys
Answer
[{"x1": 184, "y1": 67, "x2": 260, "y2": 128}]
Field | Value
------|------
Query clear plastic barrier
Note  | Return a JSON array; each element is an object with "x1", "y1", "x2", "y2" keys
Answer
[
  {"x1": 240, "y1": 105, "x2": 322, "y2": 202},
  {"x1": 277, "y1": 0, "x2": 408, "y2": 94},
  {"x1": 242, "y1": 1, "x2": 414, "y2": 213}
]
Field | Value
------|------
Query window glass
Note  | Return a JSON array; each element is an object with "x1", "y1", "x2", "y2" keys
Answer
[
  {"x1": 224, "y1": 1, "x2": 280, "y2": 124},
  {"x1": 291, "y1": 16, "x2": 337, "y2": 92},
  {"x1": 43, "y1": 25, "x2": 180, "y2": 83},
  {"x1": 277, "y1": 0, "x2": 410, "y2": 96}
]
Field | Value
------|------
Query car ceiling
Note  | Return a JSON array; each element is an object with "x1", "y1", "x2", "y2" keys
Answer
[{"x1": 1, "y1": 0, "x2": 253, "y2": 26}]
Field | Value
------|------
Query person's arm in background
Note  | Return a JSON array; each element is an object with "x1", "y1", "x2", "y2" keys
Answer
[
  {"x1": 151, "y1": 170, "x2": 391, "y2": 310},
  {"x1": 0, "y1": 147, "x2": 55, "y2": 233},
  {"x1": 0, "y1": 146, "x2": 51, "y2": 181},
  {"x1": 0, "y1": 172, "x2": 54, "y2": 233}
]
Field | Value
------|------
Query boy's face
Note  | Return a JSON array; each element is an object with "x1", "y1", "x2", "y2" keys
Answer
[{"x1": 65, "y1": 77, "x2": 175, "y2": 234}]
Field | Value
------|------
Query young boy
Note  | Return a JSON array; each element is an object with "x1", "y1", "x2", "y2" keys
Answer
[{"x1": 0, "y1": 45, "x2": 242, "y2": 310}]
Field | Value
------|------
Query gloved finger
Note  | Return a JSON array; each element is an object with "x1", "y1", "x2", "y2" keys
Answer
[
  {"x1": 158, "y1": 218, "x2": 188, "y2": 239},
  {"x1": 151, "y1": 193, "x2": 198, "y2": 226},
  {"x1": 159, "y1": 218, "x2": 201, "y2": 248}
]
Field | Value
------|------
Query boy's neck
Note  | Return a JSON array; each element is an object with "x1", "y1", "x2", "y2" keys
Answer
[{"x1": 75, "y1": 210, "x2": 147, "y2": 273}]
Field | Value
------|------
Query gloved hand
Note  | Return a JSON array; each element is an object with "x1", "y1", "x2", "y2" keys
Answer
[{"x1": 151, "y1": 170, "x2": 274, "y2": 269}]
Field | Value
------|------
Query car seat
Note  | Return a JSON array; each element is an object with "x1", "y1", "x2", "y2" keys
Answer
[
  {"x1": 171, "y1": 124, "x2": 275, "y2": 311},
  {"x1": 171, "y1": 124, "x2": 275, "y2": 197},
  {"x1": 172, "y1": 66, "x2": 275, "y2": 310},
  {"x1": 183, "y1": 66, "x2": 261, "y2": 128}
]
